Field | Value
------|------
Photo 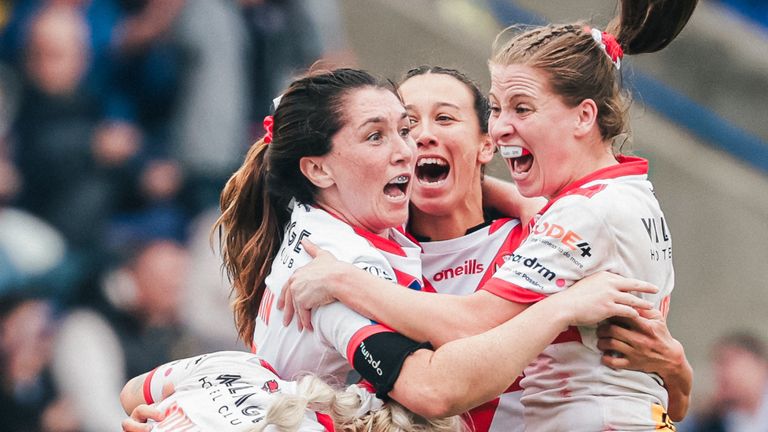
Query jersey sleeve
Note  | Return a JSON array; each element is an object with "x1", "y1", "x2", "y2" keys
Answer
[
  {"x1": 482, "y1": 198, "x2": 616, "y2": 303},
  {"x1": 143, "y1": 353, "x2": 213, "y2": 404}
]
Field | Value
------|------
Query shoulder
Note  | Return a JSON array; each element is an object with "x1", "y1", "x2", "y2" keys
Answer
[{"x1": 292, "y1": 205, "x2": 379, "y2": 262}]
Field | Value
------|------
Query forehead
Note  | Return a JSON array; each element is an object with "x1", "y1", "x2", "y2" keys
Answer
[
  {"x1": 489, "y1": 64, "x2": 550, "y2": 98},
  {"x1": 399, "y1": 74, "x2": 475, "y2": 110},
  {"x1": 341, "y1": 87, "x2": 405, "y2": 125}
]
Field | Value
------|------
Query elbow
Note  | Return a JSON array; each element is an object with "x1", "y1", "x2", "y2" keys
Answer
[
  {"x1": 401, "y1": 381, "x2": 466, "y2": 419},
  {"x1": 120, "y1": 377, "x2": 141, "y2": 414}
]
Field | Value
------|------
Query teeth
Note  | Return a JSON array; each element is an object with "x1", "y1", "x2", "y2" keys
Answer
[
  {"x1": 417, "y1": 158, "x2": 447, "y2": 167},
  {"x1": 389, "y1": 175, "x2": 409, "y2": 184},
  {"x1": 499, "y1": 146, "x2": 525, "y2": 159}
]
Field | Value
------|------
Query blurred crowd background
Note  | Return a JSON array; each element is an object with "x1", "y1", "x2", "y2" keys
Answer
[{"x1": 0, "y1": 0, "x2": 765, "y2": 431}]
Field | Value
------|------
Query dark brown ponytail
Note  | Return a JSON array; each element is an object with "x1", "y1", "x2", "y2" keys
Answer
[
  {"x1": 216, "y1": 139, "x2": 287, "y2": 346},
  {"x1": 607, "y1": 0, "x2": 699, "y2": 55}
]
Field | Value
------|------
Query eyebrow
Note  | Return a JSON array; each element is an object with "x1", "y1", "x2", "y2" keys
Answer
[
  {"x1": 357, "y1": 113, "x2": 408, "y2": 130},
  {"x1": 404, "y1": 102, "x2": 461, "y2": 111}
]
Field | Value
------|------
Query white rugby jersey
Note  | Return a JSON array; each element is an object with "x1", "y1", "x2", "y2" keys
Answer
[
  {"x1": 482, "y1": 157, "x2": 675, "y2": 431},
  {"x1": 142, "y1": 351, "x2": 333, "y2": 431},
  {"x1": 253, "y1": 202, "x2": 423, "y2": 383},
  {"x1": 419, "y1": 218, "x2": 527, "y2": 432}
]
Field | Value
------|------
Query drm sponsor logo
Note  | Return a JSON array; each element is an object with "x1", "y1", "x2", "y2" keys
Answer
[
  {"x1": 432, "y1": 259, "x2": 485, "y2": 281},
  {"x1": 508, "y1": 253, "x2": 557, "y2": 281},
  {"x1": 532, "y1": 222, "x2": 592, "y2": 258}
]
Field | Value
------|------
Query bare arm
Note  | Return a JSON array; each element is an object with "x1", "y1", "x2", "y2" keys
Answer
[
  {"x1": 482, "y1": 175, "x2": 545, "y2": 223},
  {"x1": 281, "y1": 241, "x2": 526, "y2": 347},
  {"x1": 120, "y1": 372, "x2": 152, "y2": 414},
  {"x1": 389, "y1": 276, "x2": 657, "y2": 417},
  {"x1": 596, "y1": 309, "x2": 692, "y2": 421}
]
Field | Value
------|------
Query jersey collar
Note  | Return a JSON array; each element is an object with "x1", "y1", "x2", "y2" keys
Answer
[{"x1": 538, "y1": 155, "x2": 648, "y2": 215}]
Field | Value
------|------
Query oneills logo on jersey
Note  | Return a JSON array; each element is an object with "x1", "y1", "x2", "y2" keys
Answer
[
  {"x1": 432, "y1": 259, "x2": 485, "y2": 281},
  {"x1": 532, "y1": 221, "x2": 592, "y2": 258}
]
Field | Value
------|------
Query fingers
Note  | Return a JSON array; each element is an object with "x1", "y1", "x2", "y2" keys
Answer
[
  {"x1": 597, "y1": 334, "x2": 634, "y2": 354},
  {"x1": 612, "y1": 292, "x2": 654, "y2": 311},
  {"x1": 616, "y1": 278, "x2": 659, "y2": 295},
  {"x1": 277, "y1": 283, "x2": 287, "y2": 311},
  {"x1": 301, "y1": 239, "x2": 319, "y2": 257},
  {"x1": 282, "y1": 287, "x2": 295, "y2": 327},
  {"x1": 607, "y1": 304, "x2": 641, "y2": 320},
  {"x1": 123, "y1": 404, "x2": 163, "y2": 431},
  {"x1": 122, "y1": 417, "x2": 154, "y2": 432},
  {"x1": 298, "y1": 307, "x2": 314, "y2": 332},
  {"x1": 601, "y1": 353, "x2": 631, "y2": 370},
  {"x1": 637, "y1": 307, "x2": 663, "y2": 320}
]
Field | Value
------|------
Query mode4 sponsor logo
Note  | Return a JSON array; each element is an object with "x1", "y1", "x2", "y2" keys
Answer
[
  {"x1": 432, "y1": 259, "x2": 485, "y2": 281},
  {"x1": 532, "y1": 221, "x2": 592, "y2": 258}
]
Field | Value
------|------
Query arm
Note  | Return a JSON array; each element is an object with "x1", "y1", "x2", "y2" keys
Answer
[
  {"x1": 596, "y1": 309, "x2": 692, "y2": 421},
  {"x1": 282, "y1": 240, "x2": 527, "y2": 346},
  {"x1": 390, "y1": 274, "x2": 657, "y2": 417},
  {"x1": 482, "y1": 175, "x2": 545, "y2": 223},
  {"x1": 121, "y1": 372, "x2": 151, "y2": 414}
]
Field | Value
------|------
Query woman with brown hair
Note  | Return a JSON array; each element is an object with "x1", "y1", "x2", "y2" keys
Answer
[
  {"x1": 281, "y1": 1, "x2": 697, "y2": 429},
  {"x1": 208, "y1": 66, "x2": 655, "y2": 423}
]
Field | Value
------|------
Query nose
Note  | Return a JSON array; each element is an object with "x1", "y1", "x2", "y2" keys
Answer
[
  {"x1": 489, "y1": 112, "x2": 515, "y2": 146},
  {"x1": 414, "y1": 122, "x2": 437, "y2": 149},
  {"x1": 392, "y1": 133, "x2": 415, "y2": 166}
]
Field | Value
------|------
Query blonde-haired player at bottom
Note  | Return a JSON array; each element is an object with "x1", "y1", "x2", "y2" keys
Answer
[{"x1": 119, "y1": 350, "x2": 465, "y2": 432}]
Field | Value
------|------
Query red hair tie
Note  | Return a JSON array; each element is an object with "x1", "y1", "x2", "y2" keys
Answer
[
  {"x1": 588, "y1": 27, "x2": 623, "y2": 70},
  {"x1": 263, "y1": 115, "x2": 274, "y2": 144}
]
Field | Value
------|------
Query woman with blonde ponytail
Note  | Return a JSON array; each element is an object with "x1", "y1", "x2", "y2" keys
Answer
[{"x1": 119, "y1": 351, "x2": 467, "y2": 432}]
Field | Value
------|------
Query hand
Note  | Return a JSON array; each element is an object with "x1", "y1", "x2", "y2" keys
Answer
[
  {"x1": 278, "y1": 239, "x2": 355, "y2": 331},
  {"x1": 552, "y1": 271, "x2": 658, "y2": 327},
  {"x1": 596, "y1": 308, "x2": 684, "y2": 376},
  {"x1": 122, "y1": 404, "x2": 164, "y2": 432}
]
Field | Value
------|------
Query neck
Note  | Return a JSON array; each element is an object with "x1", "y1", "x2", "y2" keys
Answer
[
  {"x1": 548, "y1": 143, "x2": 619, "y2": 199},
  {"x1": 409, "y1": 187, "x2": 484, "y2": 241},
  {"x1": 315, "y1": 201, "x2": 387, "y2": 237}
]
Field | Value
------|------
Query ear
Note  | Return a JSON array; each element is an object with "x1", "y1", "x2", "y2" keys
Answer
[
  {"x1": 299, "y1": 156, "x2": 335, "y2": 189},
  {"x1": 574, "y1": 98, "x2": 598, "y2": 138},
  {"x1": 477, "y1": 134, "x2": 495, "y2": 164}
]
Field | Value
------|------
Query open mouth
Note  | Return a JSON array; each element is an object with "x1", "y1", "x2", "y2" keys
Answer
[
  {"x1": 384, "y1": 174, "x2": 410, "y2": 198},
  {"x1": 416, "y1": 157, "x2": 450, "y2": 185},
  {"x1": 500, "y1": 146, "x2": 533, "y2": 175}
]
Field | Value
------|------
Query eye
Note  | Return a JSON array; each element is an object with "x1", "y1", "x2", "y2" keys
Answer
[
  {"x1": 436, "y1": 114, "x2": 454, "y2": 123},
  {"x1": 408, "y1": 116, "x2": 419, "y2": 126},
  {"x1": 489, "y1": 105, "x2": 501, "y2": 116},
  {"x1": 515, "y1": 105, "x2": 532, "y2": 115},
  {"x1": 367, "y1": 132, "x2": 382, "y2": 142},
  {"x1": 400, "y1": 126, "x2": 411, "y2": 138}
]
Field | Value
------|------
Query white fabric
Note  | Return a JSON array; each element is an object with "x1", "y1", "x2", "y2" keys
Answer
[
  {"x1": 420, "y1": 218, "x2": 526, "y2": 432},
  {"x1": 253, "y1": 203, "x2": 423, "y2": 383},
  {"x1": 487, "y1": 160, "x2": 674, "y2": 431},
  {"x1": 145, "y1": 351, "x2": 327, "y2": 431},
  {"x1": 347, "y1": 384, "x2": 385, "y2": 417}
]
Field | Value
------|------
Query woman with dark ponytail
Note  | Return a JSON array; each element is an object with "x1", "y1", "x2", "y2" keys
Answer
[{"x1": 279, "y1": 1, "x2": 697, "y2": 430}]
